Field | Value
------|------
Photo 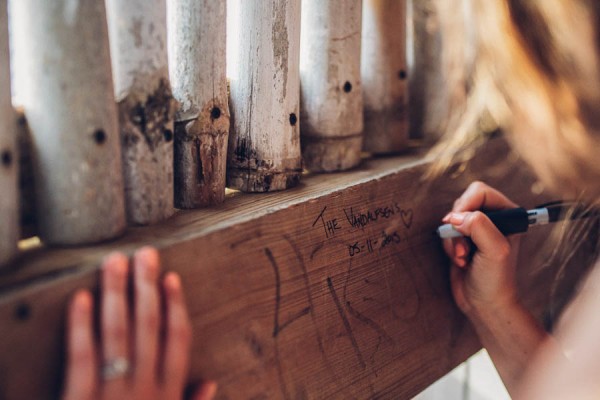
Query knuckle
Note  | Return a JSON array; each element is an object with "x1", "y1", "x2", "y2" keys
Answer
[
  {"x1": 171, "y1": 319, "x2": 192, "y2": 343},
  {"x1": 469, "y1": 211, "x2": 486, "y2": 226},
  {"x1": 142, "y1": 312, "x2": 160, "y2": 332},
  {"x1": 71, "y1": 346, "x2": 94, "y2": 367},
  {"x1": 469, "y1": 180, "x2": 486, "y2": 191},
  {"x1": 495, "y1": 241, "x2": 511, "y2": 260},
  {"x1": 106, "y1": 323, "x2": 128, "y2": 342}
]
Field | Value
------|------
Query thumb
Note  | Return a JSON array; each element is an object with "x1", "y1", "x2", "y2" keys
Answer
[{"x1": 448, "y1": 211, "x2": 511, "y2": 262}]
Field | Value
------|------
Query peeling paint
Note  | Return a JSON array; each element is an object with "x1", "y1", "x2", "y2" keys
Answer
[{"x1": 272, "y1": 1, "x2": 289, "y2": 99}]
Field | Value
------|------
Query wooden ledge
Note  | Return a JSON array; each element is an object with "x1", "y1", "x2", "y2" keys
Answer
[{"x1": 0, "y1": 137, "x2": 591, "y2": 399}]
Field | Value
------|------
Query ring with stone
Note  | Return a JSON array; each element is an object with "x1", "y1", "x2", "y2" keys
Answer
[{"x1": 101, "y1": 357, "x2": 131, "y2": 380}]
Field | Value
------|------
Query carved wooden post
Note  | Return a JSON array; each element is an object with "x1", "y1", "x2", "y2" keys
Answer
[
  {"x1": 407, "y1": 0, "x2": 445, "y2": 141},
  {"x1": 9, "y1": 0, "x2": 126, "y2": 245},
  {"x1": 299, "y1": 0, "x2": 364, "y2": 172},
  {"x1": 168, "y1": 0, "x2": 229, "y2": 207},
  {"x1": 362, "y1": 0, "x2": 409, "y2": 154},
  {"x1": 106, "y1": 0, "x2": 176, "y2": 224},
  {"x1": 228, "y1": 0, "x2": 302, "y2": 192},
  {"x1": 0, "y1": 0, "x2": 18, "y2": 265}
]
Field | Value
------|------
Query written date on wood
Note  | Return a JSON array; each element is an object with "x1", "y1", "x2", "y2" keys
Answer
[{"x1": 311, "y1": 201, "x2": 414, "y2": 258}]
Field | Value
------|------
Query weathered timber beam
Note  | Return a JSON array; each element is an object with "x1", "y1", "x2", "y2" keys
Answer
[{"x1": 0, "y1": 137, "x2": 592, "y2": 399}]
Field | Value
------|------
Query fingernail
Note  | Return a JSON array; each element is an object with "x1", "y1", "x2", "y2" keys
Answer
[
  {"x1": 455, "y1": 242, "x2": 466, "y2": 258},
  {"x1": 74, "y1": 290, "x2": 91, "y2": 314},
  {"x1": 165, "y1": 272, "x2": 181, "y2": 293},
  {"x1": 449, "y1": 212, "x2": 466, "y2": 226},
  {"x1": 442, "y1": 212, "x2": 452, "y2": 223}
]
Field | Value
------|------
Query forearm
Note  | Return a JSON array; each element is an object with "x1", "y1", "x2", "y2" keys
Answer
[{"x1": 467, "y1": 300, "x2": 548, "y2": 395}]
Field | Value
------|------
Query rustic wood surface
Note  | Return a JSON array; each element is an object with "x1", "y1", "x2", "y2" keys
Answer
[
  {"x1": 362, "y1": 0, "x2": 409, "y2": 154},
  {"x1": 0, "y1": 138, "x2": 592, "y2": 399},
  {"x1": 300, "y1": 0, "x2": 364, "y2": 172},
  {"x1": 106, "y1": 0, "x2": 176, "y2": 225},
  {"x1": 0, "y1": 0, "x2": 18, "y2": 267},
  {"x1": 227, "y1": 0, "x2": 303, "y2": 192},
  {"x1": 9, "y1": 0, "x2": 126, "y2": 245},
  {"x1": 168, "y1": 0, "x2": 230, "y2": 208}
]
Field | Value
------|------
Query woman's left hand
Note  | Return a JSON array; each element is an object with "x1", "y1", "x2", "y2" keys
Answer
[{"x1": 62, "y1": 247, "x2": 216, "y2": 400}]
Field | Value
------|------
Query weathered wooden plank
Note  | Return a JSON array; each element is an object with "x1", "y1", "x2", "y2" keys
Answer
[
  {"x1": 361, "y1": 0, "x2": 409, "y2": 154},
  {"x1": 168, "y1": 0, "x2": 230, "y2": 208},
  {"x1": 0, "y1": 0, "x2": 18, "y2": 266},
  {"x1": 106, "y1": 0, "x2": 176, "y2": 225},
  {"x1": 300, "y1": 0, "x2": 364, "y2": 172},
  {"x1": 9, "y1": 0, "x2": 126, "y2": 244},
  {"x1": 227, "y1": 0, "x2": 303, "y2": 192},
  {"x1": 0, "y1": 138, "x2": 590, "y2": 399}
]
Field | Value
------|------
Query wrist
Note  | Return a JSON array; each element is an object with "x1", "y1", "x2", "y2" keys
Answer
[{"x1": 465, "y1": 295, "x2": 523, "y2": 328}]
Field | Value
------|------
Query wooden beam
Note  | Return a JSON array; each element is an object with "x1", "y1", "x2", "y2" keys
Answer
[{"x1": 0, "y1": 138, "x2": 592, "y2": 399}]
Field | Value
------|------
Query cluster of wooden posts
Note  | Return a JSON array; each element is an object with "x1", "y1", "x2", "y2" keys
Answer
[{"x1": 0, "y1": 0, "x2": 428, "y2": 266}]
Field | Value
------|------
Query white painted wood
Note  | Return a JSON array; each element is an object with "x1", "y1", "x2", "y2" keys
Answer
[
  {"x1": 228, "y1": 0, "x2": 302, "y2": 192},
  {"x1": 299, "y1": 0, "x2": 363, "y2": 172},
  {"x1": 362, "y1": 0, "x2": 409, "y2": 154},
  {"x1": 106, "y1": 0, "x2": 176, "y2": 225},
  {"x1": 9, "y1": 0, "x2": 126, "y2": 245},
  {"x1": 168, "y1": 0, "x2": 229, "y2": 207},
  {"x1": 0, "y1": 0, "x2": 18, "y2": 266}
]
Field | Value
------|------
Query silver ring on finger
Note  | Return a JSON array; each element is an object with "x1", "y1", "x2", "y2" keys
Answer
[{"x1": 101, "y1": 357, "x2": 131, "y2": 381}]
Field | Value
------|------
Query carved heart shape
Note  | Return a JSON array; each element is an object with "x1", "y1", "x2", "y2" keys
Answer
[{"x1": 400, "y1": 209, "x2": 414, "y2": 229}]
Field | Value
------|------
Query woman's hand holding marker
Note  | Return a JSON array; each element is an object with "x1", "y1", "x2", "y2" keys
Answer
[{"x1": 441, "y1": 181, "x2": 521, "y2": 316}]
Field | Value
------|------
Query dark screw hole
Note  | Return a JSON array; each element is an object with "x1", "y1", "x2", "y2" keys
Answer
[
  {"x1": 163, "y1": 129, "x2": 173, "y2": 142},
  {"x1": 343, "y1": 81, "x2": 352, "y2": 93},
  {"x1": 210, "y1": 107, "x2": 221, "y2": 120},
  {"x1": 398, "y1": 70, "x2": 407, "y2": 80},
  {"x1": 15, "y1": 303, "x2": 31, "y2": 321},
  {"x1": 17, "y1": 114, "x2": 27, "y2": 127},
  {"x1": 289, "y1": 113, "x2": 298, "y2": 126},
  {"x1": 1, "y1": 150, "x2": 12, "y2": 167},
  {"x1": 93, "y1": 129, "x2": 107, "y2": 145}
]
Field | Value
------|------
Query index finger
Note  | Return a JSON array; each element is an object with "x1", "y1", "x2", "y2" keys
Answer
[{"x1": 453, "y1": 181, "x2": 517, "y2": 212}]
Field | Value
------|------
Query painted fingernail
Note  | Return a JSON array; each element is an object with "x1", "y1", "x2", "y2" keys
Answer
[{"x1": 449, "y1": 212, "x2": 466, "y2": 225}]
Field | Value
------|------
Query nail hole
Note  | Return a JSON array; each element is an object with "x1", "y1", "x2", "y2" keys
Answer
[
  {"x1": 17, "y1": 114, "x2": 27, "y2": 127},
  {"x1": 163, "y1": 129, "x2": 173, "y2": 142},
  {"x1": 398, "y1": 70, "x2": 407, "y2": 80},
  {"x1": 93, "y1": 129, "x2": 106, "y2": 145},
  {"x1": 211, "y1": 107, "x2": 221, "y2": 120},
  {"x1": 343, "y1": 81, "x2": 352, "y2": 93},
  {"x1": 289, "y1": 113, "x2": 298, "y2": 126},
  {"x1": 1, "y1": 150, "x2": 12, "y2": 167},
  {"x1": 14, "y1": 303, "x2": 31, "y2": 321}
]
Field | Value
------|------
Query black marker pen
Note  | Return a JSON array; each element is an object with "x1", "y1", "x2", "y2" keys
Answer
[{"x1": 436, "y1": 202, "x2": 597, "y2": 239}]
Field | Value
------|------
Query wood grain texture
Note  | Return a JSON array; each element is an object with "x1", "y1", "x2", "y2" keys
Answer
[
  {"x1": 106, "y1": 0, "x2": 176, "y2": 225},
  {"x1": 227, "y1": 0, "x2": 303, "y2": 192},
  {"x1": 168, "y1": 0, "x2": 230, "y2": 207},
  {"x1": 0, "y1": 0, "x2": 18, "y2": 267},
  {"x1": 362, "y1": 0, "x2": 409, "y2": 154},
  {"x1": 9, "y1": 0, "x2": 126, "y2": 245},
  {"x1": 0, "y1": 138, "x2": 592, "y2": 399},
  {"x1": 300, "y1": 0, "x2": 364, "y2": 172}
]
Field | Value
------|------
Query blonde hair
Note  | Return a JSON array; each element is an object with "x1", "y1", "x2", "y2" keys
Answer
[{"x1": 431, "y1": 0, "x2": 600, "y2": 202}]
